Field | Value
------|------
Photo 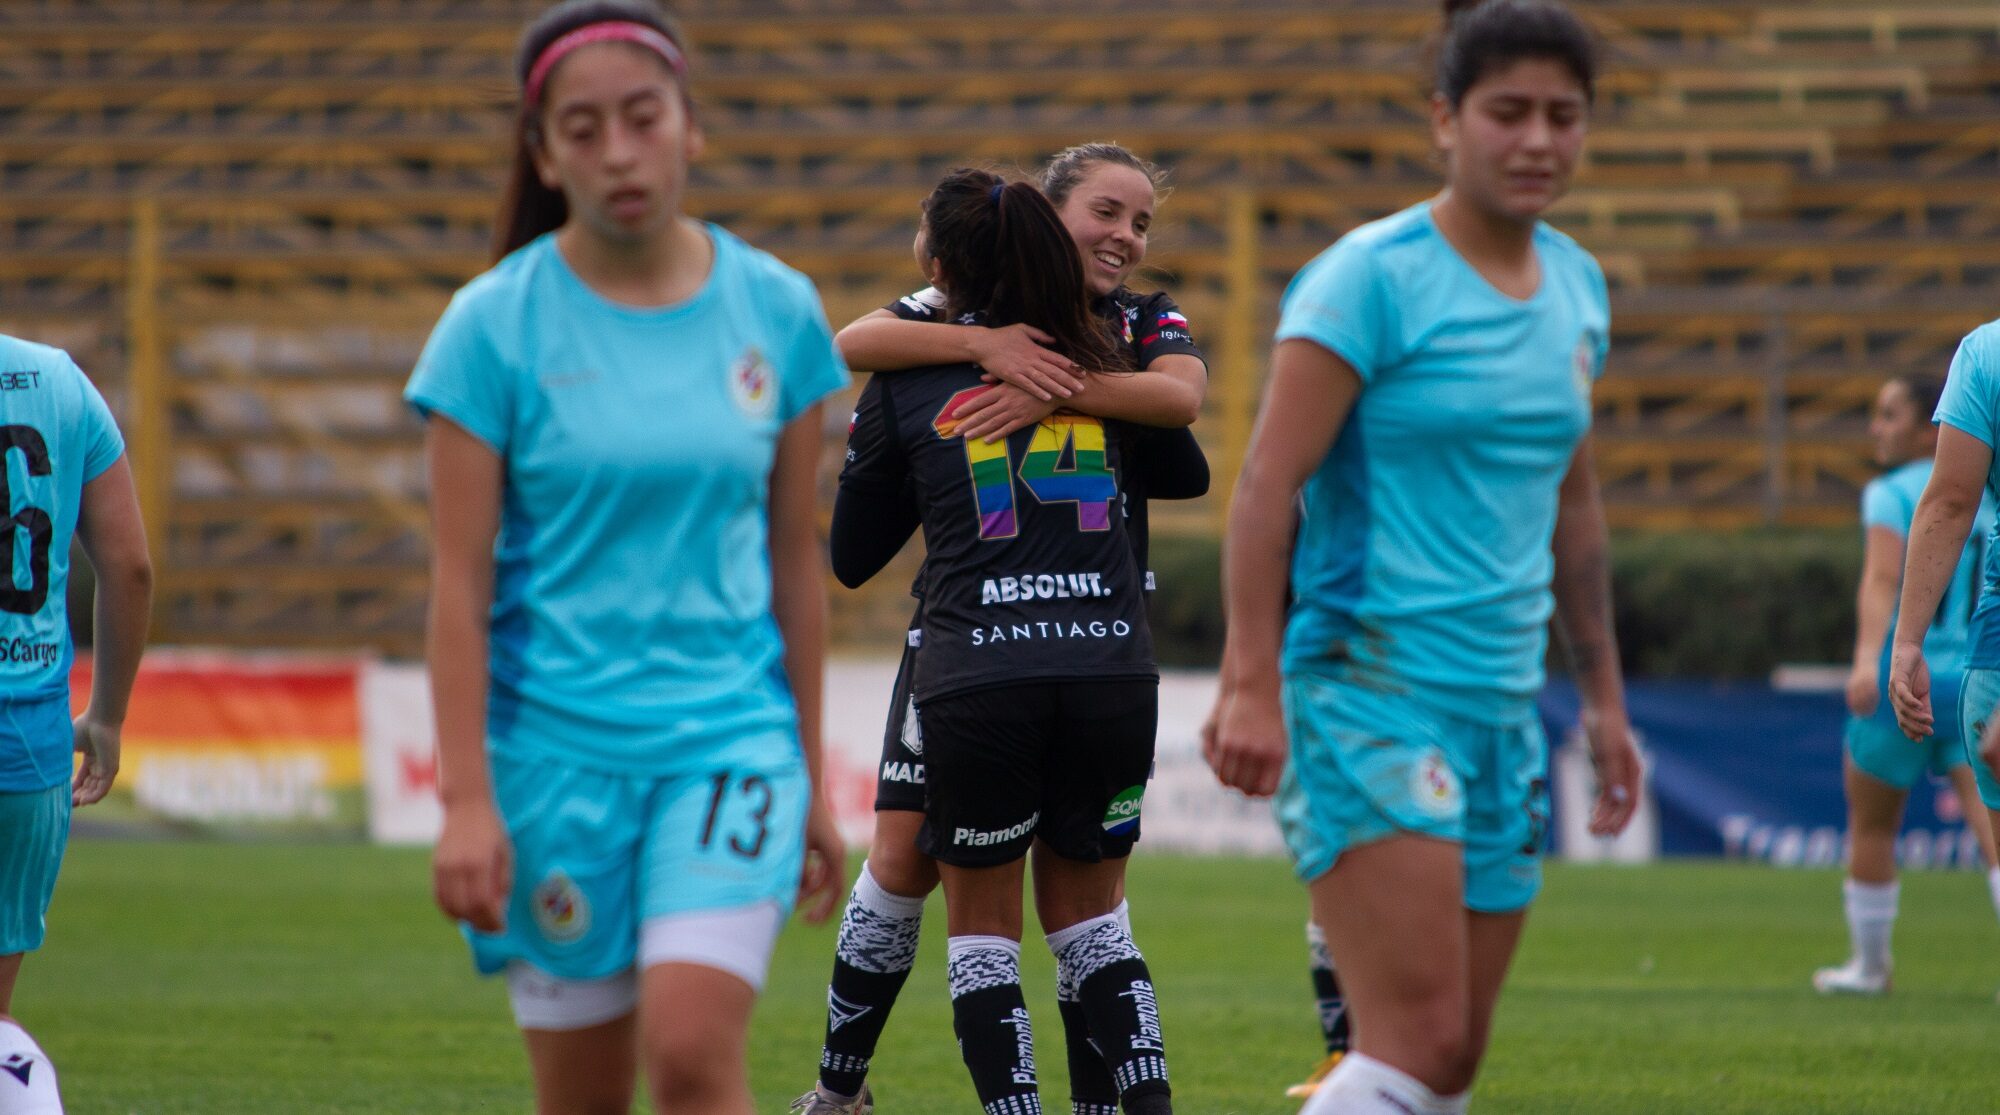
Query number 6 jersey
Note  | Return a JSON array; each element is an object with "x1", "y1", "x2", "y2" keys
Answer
[
  {"x1": 0, "y1": 335, "x2": 125, "y2": 792},
  {"x1": 837, "y1": 364, "x2": 1156, "y2": 703}
]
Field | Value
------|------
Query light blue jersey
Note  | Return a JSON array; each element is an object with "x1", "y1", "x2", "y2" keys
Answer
[
  {"x1": 1859, "y1": 458, "x2": 1990, "y2": 683},
  {"x1": 1934, "y1": 320, "x2": 2000, "y2": 670},
  {"x1": 0, "y1": 336, "x2": 124, "y2": 792},
  {"x1": 1275, "y1": 202, "x2": 1608, "y2": 719},
  {"x1": 405, "y1": 227, "x2": 848, "y2": 775}
]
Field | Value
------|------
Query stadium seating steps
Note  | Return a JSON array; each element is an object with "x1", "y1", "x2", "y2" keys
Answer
[{"x1": 0, "y1": 0, "x2": 1994, "y2": 650}]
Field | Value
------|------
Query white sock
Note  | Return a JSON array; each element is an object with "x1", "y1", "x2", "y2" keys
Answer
[
  {"x1": 1987, "y1": 867, "x2": 2000, "y2": 923},
  {"x1": 0, "y1": 1020, "x2": 63, "y2": 1115},
  {"x1": 1844, "y1": 878, "x2": 1899, "y2": 976},
  {"x1": 854, "y1": 861, "x2": 928, "y2": 920},
  {"x1": 1299, "y1": 1051, "x2": 1446, "y2": 1115}
]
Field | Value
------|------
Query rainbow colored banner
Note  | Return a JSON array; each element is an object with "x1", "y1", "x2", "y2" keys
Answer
[{"x1": 70, "y1": 652, "x2": 366, "y2": 835}]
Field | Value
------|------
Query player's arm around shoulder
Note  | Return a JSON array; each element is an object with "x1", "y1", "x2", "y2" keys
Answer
[
  {"x1": 836, "y1": 299, "x2": 1083, "y2": 404},
  {"x1": 72, "y1": 454, "x2": 152, "y2": 806}
]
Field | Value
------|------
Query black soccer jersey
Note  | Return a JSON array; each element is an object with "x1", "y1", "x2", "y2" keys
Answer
[
  {"x1": 884, "y1": 284, "x2": 1207, "y2": 575},
  {"x1": 838, "y1": 364, "x2": 1157, "y2": 701}
]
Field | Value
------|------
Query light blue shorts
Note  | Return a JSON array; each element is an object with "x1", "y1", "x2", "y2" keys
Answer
[
  {"x1": 467, "y1": 732, "x2": 809, "y2": 982},
  {"x1": 1845, "y1": 706, "x2": 1964, "y2": 791},
  {"x1": 1957, "y1": 669, "x2": 2000, "y2": 810},
  {"x1": 1277, "y1": 672, "x2": 1548, "y2": 914},
  {"x1": 0, "y1": 782, "x2": 70, "y2": 955}
]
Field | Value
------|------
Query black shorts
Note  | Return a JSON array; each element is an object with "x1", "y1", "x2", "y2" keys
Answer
[
  {"x1": 916, "y1": 678, "x2": 1158, "y2": 869},
  {"x1": 874, "y1": 631, "x2": 926, "y2": 813}
]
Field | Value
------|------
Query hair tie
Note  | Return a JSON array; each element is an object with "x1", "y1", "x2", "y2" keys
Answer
[
  {"x1": 525, "y1": 21, "x2": 687, "y2": 108},
  {"x1": 989, "y1": 183, "x2": 1005, "y2": 205}
]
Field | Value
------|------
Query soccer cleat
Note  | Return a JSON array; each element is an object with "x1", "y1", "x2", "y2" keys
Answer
[
  {"x1": 1812, "y1": 957, "x2": 1891, "y2": 996},
  {"x1": 790, "y1": 1084, "x2": 874, "y2": 1115},
  {"x1": 1284, "y1": 1050, "x2": 1345, "y2": 1098}
]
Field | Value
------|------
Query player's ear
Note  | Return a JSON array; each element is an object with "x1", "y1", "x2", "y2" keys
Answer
[{"x1": 683, "y1": 115, "x2": 705, "y2": 165}]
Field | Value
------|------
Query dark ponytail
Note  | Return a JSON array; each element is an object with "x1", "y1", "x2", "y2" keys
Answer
[
  {"x1": 921, "y1": 169, "x2": 1132, "y2": 373},
  {"x1": 1894, "y1": 372, "x2": 1946, "y2": 418},
  {"x1": 492, "y1": 0, "x2": 690, "y2": 261},
  {"x1": 1436, "y1": 0, "x2": 1597, "y2": 108}
]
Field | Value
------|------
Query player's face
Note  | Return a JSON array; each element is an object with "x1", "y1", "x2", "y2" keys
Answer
[
  {"x1": 1869, "y1": 381, "x2": 1932, "y2": 466},
  {"x1": 1056, "y1": 164, "x2": 1154, "y2": 298},
  {"x1": 532, "y1": 42, "x2": 703, "y2": 245},
  {"x1": 1433, "y1": 57, "x2": 1589, "y2": 224}
]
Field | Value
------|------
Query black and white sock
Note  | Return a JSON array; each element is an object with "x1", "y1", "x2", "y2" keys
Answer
[
  {"x1": 947, "y1": 935, "x2": 1042, "y2": 1115},
  {"x1": 1051, "y1": 907, "x2": 1121, "y2": 1115},
  {"x1": 1048, "y1": 912, "x2": 1170, "y2": 1113},
  {"x1": 1306, "y1": 920, "x2": 1350, "y2": 1055},
  {"x1": 816, "y1": 862, "x2": 926, "y2": 1099}
]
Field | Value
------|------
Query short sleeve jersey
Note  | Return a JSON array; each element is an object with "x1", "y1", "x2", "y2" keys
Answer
[
  {"x1": 1932, "y1": 320, "x2": 2000, "y2": 669},
  {"x1": 838, "y1": 364, "x2": 1155, "y2": 701},
  {"x1": 404, "y1": 227, "x2": 849, "y2": 774},
  {"x1": 0, "y1": 336, "x2": 126, "y2": 791},
  {"x1": 885, "y1": 285, "x2": 1206, "y2": 576},
  {"x1": 1275, "y1": 202, "x2": 1609, "y2": 719}
]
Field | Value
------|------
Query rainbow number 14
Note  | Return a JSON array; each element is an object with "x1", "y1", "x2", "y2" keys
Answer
[{"x1": 935, "y1": 390, "x2": 1117, "y2": 541}]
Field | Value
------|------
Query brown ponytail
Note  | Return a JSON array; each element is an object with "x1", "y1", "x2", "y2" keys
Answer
[{"x1": 920, "y1": 170, "x2": 1131, "y2": 373}]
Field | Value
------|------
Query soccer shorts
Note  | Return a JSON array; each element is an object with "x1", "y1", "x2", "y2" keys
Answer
[
  {"x1": 1957, "y1": 668, "x2": 2000, "y2": 810},
  {"x1": 916, "y1": 678, "x2": 1157, "y2": 868},
  {"x1": 874, "y1": 628, "x2": 926, "y2": 813},
  {"x1": 466, "y1": 731, "x2": 808, "y2": 983},
  {"x1": 1276, "y1": 671, "x2": 1549, "y2": 914},
  {"x1": 1845, "y1": 675, "x2": 1965, "y2": 790},
  {"x1": 0, "y1": 782, "x2": 70, "y2": 955}
]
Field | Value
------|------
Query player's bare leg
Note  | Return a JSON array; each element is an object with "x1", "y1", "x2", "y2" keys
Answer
[
  {"x1": 520, "y1": 1013, "x2": 637, "y2": 1115},
  {"x1": 1816, "y1": 762, "x2": 1906, "y2": 995}
]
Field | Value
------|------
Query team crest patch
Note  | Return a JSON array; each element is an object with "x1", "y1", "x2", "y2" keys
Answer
[
  {"x1": 730, "y1": 346, "x2": 776, "y2": 418},
  {"x1": 532, "y1": 869, "x2": 591, "y2": 944},
  {"x1": 1102, "y1": 785, "x2": 1145, "y2": 834},
  {"x1": 1412, "y1": 751, "x2": 1462, "y2": 820},
  {"x1": 1572, "y1": 335, "x2": 1598, "y2": 402}
]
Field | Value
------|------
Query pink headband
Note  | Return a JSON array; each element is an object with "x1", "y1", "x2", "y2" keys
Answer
[{"x1": 524, "y1": 21, "x2": 687, "y2": 108}]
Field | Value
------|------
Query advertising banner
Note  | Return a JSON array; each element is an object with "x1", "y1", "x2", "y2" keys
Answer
[
  {"x1": 1539, "y1": 679, "x2": 1984, "y2": 868},
  {"x1": 71, "y1": 651, "x2": 365, "y2": 835}
]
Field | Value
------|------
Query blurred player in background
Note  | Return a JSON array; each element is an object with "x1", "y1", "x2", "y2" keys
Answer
[
  {"x1": 797, "y1": 145, "x2": 1207, "y2": 1115},
  {"x1": 1206, "y1": 2, "x2": 1641, "y2": 1111},
  {"x1": 828, "y1": 168, "x2": 1180, "y2": 1115},
  {"x1": 405, "y1": 3, "x2": 846, "y2": 1112},
  {"x1": 0, "y1": 335, "x2": 152, "y2": 1115},
  {"x1": 1816, "y1": 373, "x2": 1999, "y2": 996},
  {"x1": 1891, "y1": 320, "x2": 2000, "y2": 1000}
]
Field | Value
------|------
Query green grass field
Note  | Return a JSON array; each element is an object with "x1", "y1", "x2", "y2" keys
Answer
[{"x1": 16, "y1": 842, "x2": 2000, "y2": 1114}]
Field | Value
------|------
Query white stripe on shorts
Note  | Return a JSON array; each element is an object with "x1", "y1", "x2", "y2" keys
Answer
[
  {"x1": 639, "y1": 900, "x2": 786, "y2": 993},
  {"x1": 505, "y1": 962, "x2": 637, "y2": 1032}
]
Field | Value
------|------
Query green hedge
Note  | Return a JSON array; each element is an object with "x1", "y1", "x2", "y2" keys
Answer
[{"x1": 1146, "y1": 528, "x2": 1862, "y2": 677}]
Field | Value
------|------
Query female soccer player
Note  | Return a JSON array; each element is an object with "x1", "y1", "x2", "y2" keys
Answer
[
  {"x1": 1890, "y1": 321, "x2": 2000, "y2": 951},
  {"x1": 797, "y1": 146, "x2": 1205, "y2": 1115},
  {"x1": 407, "y1": 4, "x2": 847, "y2": 1113},
  {"x1": 1815, "y1": 373, "x2": 1998, "y2": 996},
  {"x1": 0, "y1": 334, "x2": 152, "y2": 1115},
  {"x1": 1205, "y1": 3, "x2": 1641, "y2": 1111},
  {"x1": 830, "y1": 168, "x2": 1178, "y2": 1115}
]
